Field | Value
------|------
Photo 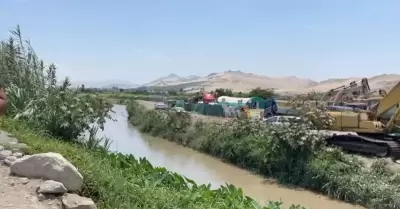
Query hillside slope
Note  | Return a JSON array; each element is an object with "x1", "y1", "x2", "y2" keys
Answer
[
  {"x1": 299, "y1": 74, "x2": 400, "y2": 93},
  {"x1": 145, "y1": 71, "x2": 400, "y2": 94}
]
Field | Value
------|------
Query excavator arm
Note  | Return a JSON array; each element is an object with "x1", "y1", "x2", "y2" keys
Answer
[
  {"x1": 370, "y1": 81, "x2": 400, "y2": 132},
  {"x1": 320, "y1": 78, "x2": 370, "y2": 105},
  {"x1": 376, "y1": 81, "x2": 400, "y2": 117}
]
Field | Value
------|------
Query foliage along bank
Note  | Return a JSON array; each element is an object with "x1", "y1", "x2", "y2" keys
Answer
[
  {"x1": 0, "y1": 26, "x2": 304, "y2": 209},
  {"x1": 126, "y1": 100, "x2": 400, "y2": 209},
  {"x1": 1, "y1": 118, "x2": 308, "y2": 209}
]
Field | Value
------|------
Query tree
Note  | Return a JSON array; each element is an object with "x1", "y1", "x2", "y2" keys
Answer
[
  {"x1": 168, "y1": 90, "x2": 178, "y2": 96},
  {"x1": 214, "y1": 88, "x2": 233, "y2": 97},
  {"x1": 248, "y1": 87, "x2": 275, "y2": 99}
]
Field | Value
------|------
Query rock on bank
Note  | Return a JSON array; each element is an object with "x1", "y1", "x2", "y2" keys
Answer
[{"x1": 0, "y1": 130, "x2": 97, "y2": 209}]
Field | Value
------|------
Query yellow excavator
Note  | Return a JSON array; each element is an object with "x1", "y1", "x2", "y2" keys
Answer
[
  {"x1": 319, "y1": 78, "x2": 371, "y2": 106},
  {"x1": 323, "y1": 81, "x2": 400, "y2": 158}
]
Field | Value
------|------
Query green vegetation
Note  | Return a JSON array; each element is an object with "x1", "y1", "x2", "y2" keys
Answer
[
  {"x1": 0, "y1": 26, "x2": 113, "y2": 143},
  {"x1": 1, "y1": 118, "x2": 306, "y2": 209},
  {"x1": 87, "y1": 86, "x2": 280, "y2": 104},
  {"x1": 0, "y1": 26, "x2": 304, "y2": 208},
  {"x1": 92, "y1": 92, "x2": 189, "y2": 102},
  {"x1": 127, "y1": 100, "x2": 400, "y2": 209}
]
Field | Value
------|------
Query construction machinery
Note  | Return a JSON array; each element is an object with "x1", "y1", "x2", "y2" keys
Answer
[
  {"x1": 320, "y1": 78, "x2": 371, "y2": 106},
  {"x1": 322, "y1": 81, "x2": 400, "y2": 158}
]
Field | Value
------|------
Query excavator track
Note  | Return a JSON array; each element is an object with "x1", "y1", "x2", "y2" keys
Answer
[{"x1": 326, "y1": 134, "x2": 400, "y2": 159}]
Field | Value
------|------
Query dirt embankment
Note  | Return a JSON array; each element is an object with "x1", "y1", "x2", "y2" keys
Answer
[{"x1": 0, "y1": 131, "x2": 97, "y2": 209}]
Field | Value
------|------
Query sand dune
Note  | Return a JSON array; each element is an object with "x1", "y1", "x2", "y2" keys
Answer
[{"x1": 145, "y1": 71, "x2": 400, "y2": 94}]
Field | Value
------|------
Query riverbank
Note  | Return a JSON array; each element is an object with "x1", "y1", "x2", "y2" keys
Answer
[
  {"x1": 96, "y1": 104, "x2": 362, "y2": 208},
  {"x1": 137, "y1": 100, "x2": 229, "y2": 123},
  {"x1": 0, "y1": 132, "x2": 96, "y2": 209},
  {"x1": 126, "y1": 100, "x2": 400, "y2": 209},
  {"x1": 0, "y1": 117, "x2": 306, "y2": 209}
]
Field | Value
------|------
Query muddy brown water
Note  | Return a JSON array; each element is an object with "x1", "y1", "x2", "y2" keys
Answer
[{"x1": 96, "y1": 105, "x2": 363, "y2": 209}]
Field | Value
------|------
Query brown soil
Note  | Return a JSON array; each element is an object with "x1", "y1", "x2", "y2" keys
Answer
[{"x1": 0, "y1": 164, "x2": 62, "y2": 209}]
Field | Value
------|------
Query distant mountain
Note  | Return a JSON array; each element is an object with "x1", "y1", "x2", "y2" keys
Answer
[
  {"x1": 72, "y1": 80, "x2": 139, "y2": 89},
  {"x1": 101, "y1": 83, "x2": 139, "y2": 89},
  {"x1": 145, "y1": 71, "x2": 400, "y2": 94},
  {"x1": 145, "y1": 70, "x2": 317, "y2": 93},
  {"x1": 144, "y1": 73, "x2": 202, "y2": 86}
]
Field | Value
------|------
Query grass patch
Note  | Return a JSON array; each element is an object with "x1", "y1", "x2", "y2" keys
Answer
[{"x1": 127, "y1": 100, "x2": 400, "y2": 209}]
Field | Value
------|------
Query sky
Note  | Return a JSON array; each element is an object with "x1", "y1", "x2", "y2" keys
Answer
[{"x1": 1, "y1": 0, "x2": 400, "y2": 84}]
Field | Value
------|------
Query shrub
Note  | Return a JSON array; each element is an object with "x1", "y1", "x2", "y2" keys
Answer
[
  {"x1": 127, "y1": 100, "x2": 400, "y2": 209},
  {"x1": 0, "y1": 26, "x2": 112, "y2": 143}
]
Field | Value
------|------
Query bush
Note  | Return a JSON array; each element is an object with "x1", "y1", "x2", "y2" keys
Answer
[
  {"x1": 0, "y1": 26, "x2": 112, "y2": 144},
  {"x1": 127, "y1": 100, "x2": 400, "y2": 209}
]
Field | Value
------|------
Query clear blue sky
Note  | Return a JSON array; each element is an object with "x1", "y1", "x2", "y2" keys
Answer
[{"x1": 1, "y1": 0, "x2": 399, "y2": 84}]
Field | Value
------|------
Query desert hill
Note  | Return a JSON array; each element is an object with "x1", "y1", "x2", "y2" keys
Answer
[{"x1": 144, "y1": 71, "x2": 400, "y2": 94}]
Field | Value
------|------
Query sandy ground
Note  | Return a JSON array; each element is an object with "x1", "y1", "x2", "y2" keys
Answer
[{"x1": 0, "y1": 164, "x2": 62, "y2": 209}]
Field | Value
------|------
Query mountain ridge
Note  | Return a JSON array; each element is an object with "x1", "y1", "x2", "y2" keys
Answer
[
  {"x1": 72, "y1": 80, "x2": 139, "y2": 89},
  {"x1": 144, "y1": 71, "x2": 400, "y2": 93}
]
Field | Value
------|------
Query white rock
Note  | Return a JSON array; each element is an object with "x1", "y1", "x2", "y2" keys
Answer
[
  {"x1": 39, "y1": 180, "x2": 68, "y2": 194},
  {"x1": 12, "y1": 152, "x2": 23, "y2": 158},
  {"x1": 15, "y1": 143, "x2": 28, "y2": 152},
  {"x1": 10, "y1": 152, "x2": 83, "y2": 191},
  {"x1": 0, "y1": 145, "x2": 3, "y2": 151},
  {"x1": 3, "y1": 159, "x2": 11, "y2": 166},
  {"x1": 62, "y1": 193, "x2": 97, "y2": 209},
  {"x1": 19, "y1": 177, "x2": 29, "y2": 184},
  {"x1": 0, "y1": 150, "x2": 12, "y2": 160},
  {"x1": 37, "y1": 193, "x2": 46, "y2": 202},
  {"x1": 3, "y1": 155, "x2": 17, "y2": 166}
]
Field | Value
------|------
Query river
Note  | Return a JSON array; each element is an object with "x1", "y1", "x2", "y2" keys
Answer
[{"x1": 96, "y1": 105, "x2": 363, "y2": 209}]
